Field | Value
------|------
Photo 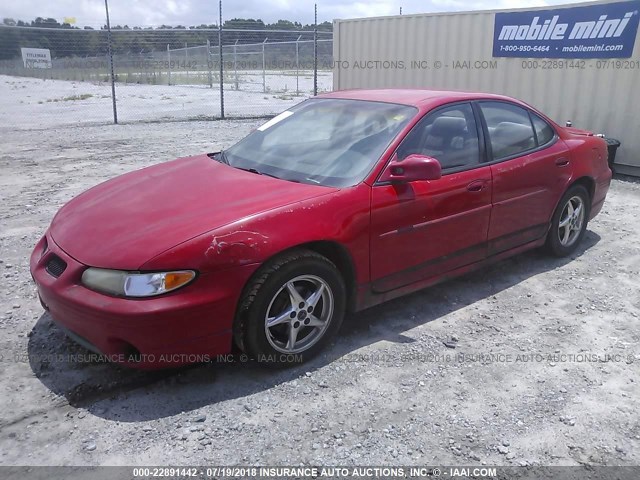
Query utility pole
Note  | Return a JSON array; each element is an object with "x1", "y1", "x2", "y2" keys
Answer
[
  {"x1": 313, "y1": 3, "x2": 318, "y2": 96},
  {"x1": 219, "y1": 0, "x2": 224, "y2": 119},
  {"x1": 104, "y1": 0, "x2": 118, "y2": 124}
]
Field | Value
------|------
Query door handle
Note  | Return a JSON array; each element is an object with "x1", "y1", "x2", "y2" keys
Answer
[
  {"x1": 555, "y1": 158, "x2": 570, "y2": 167},
  {"x1": 466, "y1": 180, "x2": 485, "y2": 192}
]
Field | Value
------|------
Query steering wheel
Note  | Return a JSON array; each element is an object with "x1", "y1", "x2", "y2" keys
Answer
[{"x1": 324, "y1": 150, "x2": 370, "y2": 178}]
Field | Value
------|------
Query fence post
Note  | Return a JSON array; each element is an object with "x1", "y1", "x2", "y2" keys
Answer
[
  {"x1": 234, "y1": 40, "x2": 238, "y2": 91},
  {"x1": 184, "y1": 42, "x2": 188, "y2": 83},
  {"x1": 207, "y1": 39, "x2": 213, "y2": 88},
  {"x1": 167, "y1": 44, "x2": 171, "y2": 85},
  {"x1": 296, "y1": 35, "x2": 301, "y2": 95},
  {"x1": 262, "y1": 38, "x2": 267, "y2": 93},
  {"x1": 314, "y1": 3, "x2": 318, "y2": 96},
  {"x1": 219, "y1": 0, "x2": 224, "y2": 119},
  {"x1": 104, "y1": 0, "x2": 118, "y2": 124}
]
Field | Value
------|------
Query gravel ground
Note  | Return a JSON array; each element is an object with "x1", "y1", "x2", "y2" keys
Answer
[
  {"x1": 0, "y1": 73, "x2": 332, "y2": 128},
  {"x1": 0, "y1": 119, "x2": 639, "y2": 467}
]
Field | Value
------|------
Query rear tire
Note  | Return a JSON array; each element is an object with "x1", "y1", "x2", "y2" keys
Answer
[
  {"x1": 545, "y1": 185, "x2": 590, "y2": 257},
  {"x1": 234, "y1": 249, "x2": 346, "y2": 367}
]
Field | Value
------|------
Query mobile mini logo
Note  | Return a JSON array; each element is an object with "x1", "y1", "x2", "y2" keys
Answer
[{"x1": 498, "y1": 10, "x2": 637, "y2": 41}]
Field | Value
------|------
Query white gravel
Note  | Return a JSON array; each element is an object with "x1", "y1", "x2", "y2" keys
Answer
[
  {"x1": 0, "y1": 72, "x2": 332, "y2": 128},
  {"x1": 0, "y1": 115, "x2": 639, "y2": 467}
]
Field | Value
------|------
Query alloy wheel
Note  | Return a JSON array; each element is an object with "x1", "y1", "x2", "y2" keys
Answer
[
  {"x1": 558, "y1": 195, "x2": 585, "y2": 247},
  {"x1": 264, "y1": 274, "x2": 334, "y2": 354}
]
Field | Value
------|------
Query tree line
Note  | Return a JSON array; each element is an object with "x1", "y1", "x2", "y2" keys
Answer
[{"x1": 0, "y1": 17, "x2": 333, "y2": 60}]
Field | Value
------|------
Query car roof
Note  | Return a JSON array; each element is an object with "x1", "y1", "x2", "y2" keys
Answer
[{"x1": 317, "y1": 88, "x2": 520, "y2": 109}]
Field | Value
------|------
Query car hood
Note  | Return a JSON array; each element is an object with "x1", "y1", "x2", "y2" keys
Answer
[{"x1": 50, "y1": 154, "x2": 335, "y2": 269}]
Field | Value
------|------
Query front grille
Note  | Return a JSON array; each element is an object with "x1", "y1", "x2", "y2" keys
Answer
[{"x1": 45, "y1": 255, "x2": 67, "y2": 278}]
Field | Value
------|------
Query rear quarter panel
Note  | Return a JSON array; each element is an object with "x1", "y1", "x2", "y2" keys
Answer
[{"x1": 562, "y1": 133, "x2": 611, "y2": 218}]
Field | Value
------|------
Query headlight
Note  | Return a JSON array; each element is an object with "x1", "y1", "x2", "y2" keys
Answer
[{"x1": 81, "y1": 268, "x2": 196, "y2": 298}]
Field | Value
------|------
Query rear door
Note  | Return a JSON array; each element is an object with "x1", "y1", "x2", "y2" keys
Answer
[
  {"x1": 370, "y1": 102, "x2": 492, "y2": 293},
  {"x1": 477, "y1": 101, "x2": 570, "y2": 255}
]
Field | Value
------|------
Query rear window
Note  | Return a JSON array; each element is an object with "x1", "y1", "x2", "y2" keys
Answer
[{"x1": 531, "y1": 113, "x2": 555, "y2": 146}]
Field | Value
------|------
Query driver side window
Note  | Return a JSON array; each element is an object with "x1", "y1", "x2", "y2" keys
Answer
[{"x1": 396, "y1": 103, "x2": 480, "y2": 172}]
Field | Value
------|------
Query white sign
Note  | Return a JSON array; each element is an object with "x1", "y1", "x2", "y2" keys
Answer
[{"x1": 21, "y1": 48, "x2": 52, "y2": 68}]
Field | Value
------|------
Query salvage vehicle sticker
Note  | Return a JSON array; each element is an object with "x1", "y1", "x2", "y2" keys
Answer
[{"x1": 257, "y1": 110, "x2": 294, "y2": 131}]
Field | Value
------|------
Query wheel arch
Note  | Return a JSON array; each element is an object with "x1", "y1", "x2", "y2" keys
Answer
[
  {"x1": 545, "y1": 178, "x2": 591, "y2": 256},
  {"x1": 569, "y1": 176, "x2": 595, "y2": 202},
  {"x1": 299, "y1": 240, "x2": 357, "y2": 313},
  {"x1": 232, "y1": 240, "x2": 357, "y2": 353},
  {"x1": 546, "y1": 176, "x2": 594, "y2": 235}
]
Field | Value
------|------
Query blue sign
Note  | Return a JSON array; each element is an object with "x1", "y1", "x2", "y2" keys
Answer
[{"x1": 493, "y1": 0, "x2": 640, "y2": 58}]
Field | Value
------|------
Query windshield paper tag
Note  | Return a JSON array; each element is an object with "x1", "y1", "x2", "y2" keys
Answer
[{"x1": 257, "y1": 111, "x2": 294, "y2": 131}]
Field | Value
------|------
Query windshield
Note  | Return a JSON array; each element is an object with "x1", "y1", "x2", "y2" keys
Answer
[{"x1": 223, "y1": 98, "x2": 417, "y2": 187}]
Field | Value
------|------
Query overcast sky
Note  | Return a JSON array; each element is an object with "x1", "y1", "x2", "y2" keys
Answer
[{"x1": 1, "y1": 0, "x2": 590, "y2": 28}]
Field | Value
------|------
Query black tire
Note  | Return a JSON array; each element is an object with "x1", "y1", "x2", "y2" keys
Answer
[
  {"x1": 545, "y1": 184, "x2": 590, "y2": 257},
  {"x1": 234, "y1": 249, "x2": 346, "y2": 366}
]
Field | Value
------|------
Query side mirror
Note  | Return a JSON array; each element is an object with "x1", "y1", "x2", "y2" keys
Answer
[{"x1": 379, "y1": 154, "x2": 442, "y2": 183}]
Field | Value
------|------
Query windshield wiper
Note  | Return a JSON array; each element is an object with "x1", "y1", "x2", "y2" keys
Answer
[
  {"x1": 217, "y1": 150, "x2": 230, "y2": 165},
  {"x1": 215, "y1": 161, "x2": 299, "y2": 183},
  {"x1": 207, "y1": 150, "x2": 230, "y2": 165},
  {"x1": 236, "y1": 167, "x2": 281, "y2": 180}
]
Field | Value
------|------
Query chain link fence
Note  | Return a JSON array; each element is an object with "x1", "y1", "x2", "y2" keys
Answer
[{"x1": 0, "y1": 23, "x2": 333, "y2": 128}]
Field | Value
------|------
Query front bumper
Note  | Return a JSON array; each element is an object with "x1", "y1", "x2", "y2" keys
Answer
[{"x1": 30, "y1": 233, "x2": 258, "y2": 369}]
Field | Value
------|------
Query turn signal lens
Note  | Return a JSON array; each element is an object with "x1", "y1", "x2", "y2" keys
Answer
[{"x1": 164, "y1": 271, "x2": 196, "y2": 290}]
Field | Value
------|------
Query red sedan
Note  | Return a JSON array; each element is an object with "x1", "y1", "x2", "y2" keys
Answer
[{"x1": 30, "y1": 89, "x2": 612, "y2": 368}]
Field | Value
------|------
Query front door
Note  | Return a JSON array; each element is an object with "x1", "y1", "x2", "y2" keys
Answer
[{"x1": 370, "y1": 102, "x2": 492, "y2": 293}]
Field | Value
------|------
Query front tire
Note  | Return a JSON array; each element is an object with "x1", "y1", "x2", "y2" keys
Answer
[
  {"x1": 234, "y1": 249, "x2": 346, "y2": 366},
  {"x1": 545, "y1": 185, "x2": 590, "y2": 257}
]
